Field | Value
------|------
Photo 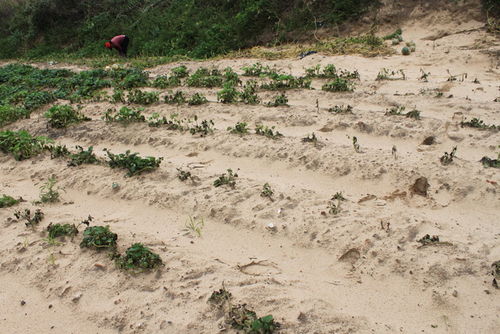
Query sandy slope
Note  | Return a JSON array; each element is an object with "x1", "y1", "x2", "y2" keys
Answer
[{"x1": 1, "y1": 14, "x2": 499, "y2": 334}]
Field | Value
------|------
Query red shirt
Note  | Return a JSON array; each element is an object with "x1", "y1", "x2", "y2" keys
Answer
[{"x1": 110, "y1": 35, "x2": 126, "y2": 51}]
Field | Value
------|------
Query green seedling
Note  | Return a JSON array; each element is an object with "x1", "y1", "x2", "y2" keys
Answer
[
  {"x1": 302, "y1": 133, "x2": 318, "y2": 143},
  {"x1": 171, "y1": 65, "x2": 189, "y2": 78},
  {"x1": 116, "y1": 243, "x2": 163, "y2": 272},
  {"x1": 329, "y1": 105, "x2": 353, "y2": 114},
  {"x1": 261, "y1": 75, "x2": 311, "y2": 90},
  {"x1": 214, "y1": 169, "x2": 238, "y2": 188},
  {"x1": 328, "y1": 192, "x2": 346, "y2": 215},
  {"x1": 186, "y1": 68, "x2": 223, "y2": 88},
  {"x1": 188, "y1": 93, "x2": 208, "y2": 105},
  {"x1": 184, "y1": 216, "x2": 205, "y2": 237},
  {"x1": 47, "y1": 223, "x2": 78, "y2": 239},
  {"x1": 14, "y1": 208, "x2": 44, "y2": 227},
  {"x1": 440, "y1": 146, "x2": 457, "y2": 166},
  {"x1": 255, "y1": 125, "x2": 283, "y2": 139},
  {"x1": 321, "y1": 78, "x2": 354, "y2": 92},
  {"x1": 148, "y1": 113, "x2": 185, "y2": 130},
  {"x1": 177, "y1": 168, "x2": 193, "y2": 181},
  {"x1": 127, "y1": 89, "x2": 160, "y2": 105},
  {"x1": 228, "y1": 122, "x2": 249, "y2": 135},
  {"x1": 103, "y1": 107, "x2": 146, "y2": 124},
  {"x1": 67, "y1": 146, "x2": 99, "y2": 166},
  {"x1": 266, "y1": 93, "x2": 288, "y2": 107},
  {"x1": 151, "y1": 75, "x2": 181, "y2": 88},
  {"x1": 223, "y1": 67, "x2": 241, "y2": 86},
  {"x1": 0, "y1": 194, "x2": 20, "y2": 208},
  {"x1": 39, "y1": 176, "x2": 60, "y2": 203},
  {"x1": 44, "y1": 105, "x2": 90, "y2": 128},
  {"x1": 241, "y1": 63, "x2": 273, "y2": 76},
  {"x1": 0, "y1": 130, "x2": 52, "y2": 161},
  {"x1": 261, "y1": 183, "x2": 274, "y2": 199},
  {"x1": 80, "y1": 225, "x2": 118, "y2": 250},
  {"x1": 105, "y1": 149, "x2": 163, "y2": 176}
]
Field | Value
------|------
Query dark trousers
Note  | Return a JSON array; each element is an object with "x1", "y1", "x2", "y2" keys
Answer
[{"x1": 119, "y1": 36, "x2": 129, "y2": 57}]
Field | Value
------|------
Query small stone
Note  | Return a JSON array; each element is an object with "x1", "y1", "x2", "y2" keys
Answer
[
  {"x1": 20, "y1": 300, "x2": 26, "y2": 306},
  {"x1": 48, "y1": 304, "x2": 53, "y2": 309},
  {"x1": 411, "y1": 177, "x2": 430, "y2": 197},
  {"x1": 452, "y1": 290, "x2": 458, "y2": 297},
  {"x1": 72, "y1": 293, "x2": 83, "y2": 303}
]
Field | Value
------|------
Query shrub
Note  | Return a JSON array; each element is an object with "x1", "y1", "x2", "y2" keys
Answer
[
  {"x1": 44, "y1": 105, "x2": 91, "y2": 128},
  {"x1": 105, "y1": 149, "x2": 163, "y2": 176},
  {"x1": 80, "y1": 226, "x2": 118, "y2": 250},
  {"x1": 116, "y1": 243, "x2": 163, "y2": 272}
]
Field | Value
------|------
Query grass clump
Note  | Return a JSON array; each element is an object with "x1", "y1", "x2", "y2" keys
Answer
[
  {"x1": 0, "y1": 130, "x2": 52, "y2": 160},
  {"x1": 440, "y1": 147, "x2": 457, "y2": 166},
  {"x1": 103, "y1": 107, "x2": 146, "y2": 124},
  {"x1": 322, "y1": 78, "x2": 354, "y2": 92},
  {"x1": 116, "y1": 243, "x2": 163, "y2": 272},
  {"x1": 0, "y1": 104, "x2": 30, "y2": 127},
  {"x1": 228, "y1": 122, "x2": 249, "y2": 135},
  {"x1": 44, "y1": 105, "x2": 91, "y2": 129},
  {"x1": 39, "y1": 176, "x2": 60, "y2": 203},
  {"x1": 105, "y1": 149, "x2": 163, "y2": 177},
  {"x1": 80, "y1": 225, "x2": 118, "y2": 250},
  {"x1": 68, "y1": 146, "x2": 99, "y2": 166},
  {"x1": 127, "y1": 90, "x2": 160, "y2": 105},
  {"x1": 0, "y1": 194, "x2": 20, "y2": 208},
  {"x1": 255, "y1": 125, "x2": 283, "y2": 139},
  {"x1": 47, "y1": 223, "x2": 78, "y2": 239},
  {"x1": 14, "y1": 208, "x2": 44, "y2": 227},
  {"x1": 214, "y1": 169, "x2": 238, "y2": 188},
  {"x1": 188, "y1": 93, "x2": 208, "y2": 105},
  {"x1": 266, "y1": 93, "x2": 288, "y2": 107}
]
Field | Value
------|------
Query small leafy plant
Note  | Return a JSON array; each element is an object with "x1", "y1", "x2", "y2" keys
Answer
[
  {"x1": 171, "y1": 65, "x2": 189, "y2": 78},
  {"x1": 417, "y1": 234, "x2": 440, "y2": 246},
  {"x1": 164, "y1": 91, "x2": 187, "y2": 104},
  {"x1": 103, "y1": 107, "x2": 146, "y2": 124},
  {"x1": 127, "y1": 89, "x2": 160, "y2": 105},
  {"x1": 376, "y1": 68, "x2": 406, "y2": 81},
  {"x1": 0, "y1": 104, "x2": 30, "y2": 127},
  {"x1": 105, "y1": 149, "x2": 163, "y2": 176},
  {"x1": 480, "y1": 156, "x2": 499, "y2": 168},
  {"x1": 177, "y1": 168, "x2": 194, "y2": 181},
  {"x1": 228, "y1": 304, "x2": 280, "y2": 333},
  {"x1": 189, "y1": 116, "x2": 215, "y2": 137},
  {"x1": 460, "y1": 118, "x2": 498, "y2": 130},
  {"x1": 266, "y1": 93, "x2": 288, "y2": 107},
  {"x1": 48, "y1": 144, "x2": 70, "y2": 158},
  {"x1": 0, "y1": 130, "x2": 52, "y2": 160},
  {"x1": 47, "y1": 223, "x2": 78, "y2": 239},
  {"x1": 328, "y1": 192, "x2": 346, "y2": 215},
  {"x1": 188, "y1": 92, "x2": 208, "y2": 105},
  {"x1": 242, "y1": 63, "x2": 273, "y2": 76},
  {"x1": 67, "y1": 146, "x2": 99, "y2": 166},
  {"x1": 228, "y1": 122, "x2": 249, "y2": 135},
  {"x1": 321, "y1": 78, "x2": 354, "y2": 92},
  {"x1": 261, "y1": 183, "x2": 274, "y2": 199},
  {"x1": 214, "y1": 169, "x2": 238, "y2": 188},
  {"x1": 255, "y1": 125, "x2": 283, "y2": 139},
  {"x1": 151, "y1": 75, "x2": 181, "y2": 88},
  {"x1": 116, "y1": 243, "x2": 163, "y2": 272},
  {"x1": 440, "y1": 146, "x2": 457, "y2": 166},
  {"x1": 302, "y1": 133, "x2": 318, "y2": 143},
  {"x1": 0, "y1": 194, "x2": 20, "y2": 208},
  {"x1": 208, "y1": 287, "x2": 232, "y2": 307},
  {"x1": 148, "y1": 113, "x2": 185, "y2": 130},
  {"x1": 217, "y1": 83, "x2": 240, "y2": 104},
  {"x1": 44, "y1": 105, "x2": 91, "y2": 128},
  {"x1": 39, "y1": 176, "x2": 60, "y2": 203},
  {"x1": 80, "y1": 225, "x2": 118, "y2": 250},
  {"x1": 14, "y1": 208, "x2": 44, "y2": 227},
  {"x1": 184, "y1": 216, "x2": 205, "y2": 237}
]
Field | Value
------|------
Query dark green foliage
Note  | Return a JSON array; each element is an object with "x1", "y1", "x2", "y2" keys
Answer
[
  {"x1": 127, "y1": 90, "x2": 160, "y2": 105},
  {"x1": 14, "y1": 209, "x2": 44, "y2": 227},
  {"x1": 461, "y1": 118, "x2": 498, "y2": 130},
  {"x1": 228, "y1": 122, "x2": 249, "y2": 135},
  {"x1": 80, "y1": 226, "x2": 118, "y2": 250},
  {"x1": 0, "y1": 104, "x2": 30, "y2": 127},
  {"x1": 240, "y1": 81, "x2": 260, "y2": 104},
  {"x1": 44, "y1": 105, "x2": 91, "y2": 128},
  {"x1": 0, "y1": 130, "x2": 52, "y2": 160},
  {"x1": 105, "y1": 149, "x2": 163, "y2": 177},
  {"x1": 109, "y1": 68, "x2": 149, "y2": 89},
  {"x1": 440, "y1": 147, "x2": 457, "y2": 166},
  {"x1": 47, "y1": 223, "x2": 78, "y2": 239},
  {"x1": 405, "y1": 109, "x2": 421, "y2": 120},
  {"x1": 189, "y1": 116, "x2": 215, "y2": 137},
  {"x1": 103, "y1": 107, "x2": 146, "y2": 124},
  {"x1": 151, "y1": 75, "x2": 181, "y2": 89},
  {"x1": 322, "y1": 78, "x2": 354, "y2": 92},
  {"x1": 418, "y1": 234, "x2": 440, "y2": 245},
  {"x1": 224, "y1": 67, "x2": 241, "y2": 86},
  {"x1": 116, "y1": 243, "x2": 163, "y2": 272},
  {"x1": 214, "y1": 169, "x2": 238, "y2": 188},
  {"x1": 171, "y1": 65, "x2": 189, "y2": 78},
  {"x1": 482, "y1": 0, "x2": 500, "y2": 17},
  {"x1": 305, "y1": 64, "x2": 359, "y2": 80},
  {"x1": 329, "y1": 105, "x2": 353, "y2": 114},
  {"x1": 255, "y1": 125, "x2": 283, "y2": 139},
  {"x1": 0, "y1": 194, "x2": 19, "y2": 208},
  {"x1": 480, "y1": 156, "x2": 500, "y2": 168},
  {"x1": 188, "y1": 93, "x2": 208, "y2": 105},
  {"x1": 164, "y1": 91, "x2": 187, "y2": 105},
  {"x1": 23, "y1": 91, "x2": 57, "y2": 110},
  {"x1": 217, "y1": 83, "x2": 240, "y2": 104},
  {"x1": 68, "y1": 146, "x2": 99, "y2": 166},
  {"x1": 266, "y1": 93, "x2": 288, "y2": 107},
  {"x1": 111, "y1": 89, "x2": 126, "y2": 103}
]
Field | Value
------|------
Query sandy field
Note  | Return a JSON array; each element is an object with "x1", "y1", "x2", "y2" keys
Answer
[{"x1": 1, "y1": 6, "x2": 499, "y2": 334}]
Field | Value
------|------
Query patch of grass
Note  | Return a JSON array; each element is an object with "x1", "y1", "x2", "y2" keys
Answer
[
  {"x1": 461, "y1": 118, "x2": 498, "y2": 130},
  {"x1": 44, "y1": 105, "x2": 91, "y2": 129},
  {"x1": 328, "y1": 105, "x2": 353, "y2": 114},
  {"x1": 0, "y1": 104, "x2": 30, "y2": 127},
  {"x1": 228, "y1": 122, "x2": 249, "y2": 135},
  {"x1": 0, "y1": 130, "x2": 52, "y2": 160},
  {"x1": 80, "y1": 225, "x2": 118, "y2": 250},
  {"x1": 39, "y1": 176, "x2": 60, "y2": 203},
  {"x1": 47, "y1": 223, "x2": 78, "y2": 239},
  {"x1": 188, "y1": 93, "x2": 208, "y2": 105},
  {"x1": 103, "y1": 107, "x2": 146, "y2": 124},
  {"x1": 0, "y1": 194, "x2": 19, "y2": 208},
  {"x1": 261, "y1": 183, "x2": 274, "y2": 199},
  {"x1": 127, "y1": 89, "x2": 160, "y2": 105},
  {"x1": 266, "y1": 93, "x2": 289, "y2": 107},
  {"x1": 322, "y1": 78, "x2": 354, "y2": 92},
  {"x1": 164, "y1": 91, "x2": 187, "y2": 104},
  {"x1": 255, "y1": 125, "x2": 283, "y2": 139},
  {"x1": 105, "y1": 149, "x2": 163, "y2": 177},
  {"x1": 116, "y1": 243, "x2": 163, "y2": 272},
  {"x1": 376, "y1": 68, "x2": 406, "y2": 81},
  {"x1": 184, "y1": 216, "x2": 205, "y2": 237},
  {"x1": 67, "y1": 146, "x2": 99, "y2": 167},
  {"x1": 214, "y1": 169, "x2": 238, "y2": 188},
  {"x1": 14, "y1": 208, "x2": 44, "y2": 227},
  {"x1": 440, "y1": 146, "x2": 457, "y2": 166},
  {"x1": 217, "y1": 83, "x2": 240, "y2": 104},
  {"x1": 189, "y1": 116, "x2": 215, "y2": 137}
]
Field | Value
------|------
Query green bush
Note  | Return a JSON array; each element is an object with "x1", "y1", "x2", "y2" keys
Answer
[
  {"x1": 217, "y1": 83, "x2": 239, "y2": 103},
  {"x1": 47, "y1": 223, "x2": 78, "y2": 239}
]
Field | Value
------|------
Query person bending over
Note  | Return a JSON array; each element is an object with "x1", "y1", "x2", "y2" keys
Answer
[{"x1": 105, "y1": 35, "x2": 130, "y2": 57}]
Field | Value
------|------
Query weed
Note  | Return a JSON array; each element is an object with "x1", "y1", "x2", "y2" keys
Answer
[
  {"x1": 103, "y1": 107, "x2": 146, "y2": 124},
  {"x1": 189, "y1": 116, "x2": 215, "y2": 137},
  {"x1": 242, "y1": 63, "x2": 273, "y2": 76},
  {"x1": 0, "y1": 104, "x2": 30, "y2": 127},
  {"x1": 376, "y1": 68, "x2": 406, "y2": 81},
  {"x1": 418, "y1": 234, "x2": 440, "y2": 245},
  {"x1": 419, "y1": 69, "x2": 430, "y2": 82},
  {"x1": 44, "y1": 105, "x2": 90, "y2": 129},
  {"x1": 39, "y1": 176, "x2": 60, "y2": 203},
  {"x1": 67, "y1": 146, "x2": 99, "y2": 166},
  {"x1": 302, "y1": 133, "x2": 318, "y2": 143},
  {"x1": 214, "y1": 169, "x2": 238, "y2": 188},
  {"x1": 240, "y1": 80, "x2": 261, "y2": 104},
  {"x1": 328, "y1": 192, "x2": 346, "y2": 215},
  {"x1": 0, "y1": 194, "x2": 19, "y2": 208},
  {"x1": 480, "y1": 156, "x2": 500, "y2": 168},
  {"x1": 460, "y1": 118, "x2": 498, "y2": 130},
  {"x1": 228, "y1": 122, "x2": 249, "y2": 135},
  {"x1": 80, "y1": 225, "x2": 118, "y2": 250},
  {"x1": 328, "y1": 105, "x2": 353, "y2": 114},
  {"x1": 177, "y1": 168, "x2": 193, "y2": 181},
  {"x1": 0, "y1": 130, "x2": 52, "y2": 160},
  {"x1": 47, "y1": 223, "x2": 78, "y2": 239},
  {"x1": 14, "y1": 208, "x2": 44, "y2": 227},
  {"x1": 255, "y1": 125, "x2": 283, "y2": 139},
  {"x1": 116, "y1": 243, "x2": 163, "y2": 272},
  {"x1": 322, "y1": 78, "x2": 354, "y2": 92},
  {"x1": 440, "y1": 146, "x2": 457, "y2": 166},
  {"x1": 151, "y1": 75, "x2": 181, "y2": 88},
  {"x1": 261, "y1": 183, "x2": 274, "y2": 199},
  {"x1": 266, "y1": 93, "x2": 288, "y2": 107},
  {"x1": 217, "y1": 83, "x2": 240, "y2": 103},
  {"x1": 127, "y1": 89, "x2": 159, "y2": 105},
  {"x1": 228, "y1": 304, "x2": 280, "y2": 333},
  {"x1": 184, "y1": 216, "x2": 205, "y2": 237},
  {"x1": 164, "y1": 91, "x2": 187, "y2": 104},
  {"x1": 188, "y1": 93, "x2": 208, "y2": 105},
  {"x1": 105, "y1": 149, "x2": 163, "y2": 177}
]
